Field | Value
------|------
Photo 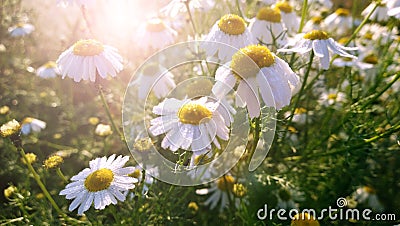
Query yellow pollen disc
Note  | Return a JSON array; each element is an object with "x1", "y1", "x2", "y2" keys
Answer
[
  {"x1": 303, "y1": 30, "x2": 329, "y2": 40},
  {"x1": 363, "y1": 32, "x2": 373, "y2": 40},
  {"x1": 256, "y1": 7, "x2": 281, "y2": 23},
  {"x1": 129, "y1": 169, "x2": 141, "y2": 179},
  {"x1": 327, "y1": 93, "x2": 337, "y2": 100},
  {"x1": 84, "y1": 168, "x2": 114, "y2": 192},
  {"x1": 335, "y1": 8, "x2": 350, "y2": 16},
  {"x1": 44, "y1": 61, "x2": 57, "y2": 68},
  {"x1": 178, "y1": 102, "x2": 212, "y2": 125},
  {"x1": 146, "y1": 18, "x2": 167, "y2": 32},
  {"x1": 287, "y1": 126, "x2": 298, "y2": 133},
  {"x1": 231, "y1": 45, "x2": 275, "y2": 79},
  {"x1": 217, "y1": 175, "x2": 235, "y2": 191},
  {"x1": 291, "y1": 213, "x2": 320, "y2": 226},
  {"x1": 294, "y1": 107, "x2": 307, "y2": 114},
  {"x1": 22, "y1": 117, "x2": 34, "y2": 124},
  {"x1": 73, "y1": 39, "x2": 104, "y2": 56},
  {"x1": 363, "y1": 54, "x2": 378, "y2": 64},
  {"x1": 232, "y1": 183, "x2": 247, "y2": 197},
  {"x1": 275, "y1": 1, "x2": 293, "y2": 13},
  {"x1": 43, "y1": 155, "x2": 63, "y2": 169},
  {"x1": 16, "y1": 23, "x2": 25, "y2": 28},
  {"x1": 363, "y1": 186, "x2": 376, "y2": 194},
  {"x1": 217, "y1": 14, "x2": 246, "y2": 35},
  {"x1": 311, "y1": 16, "x2": 323, "y2": 24}
]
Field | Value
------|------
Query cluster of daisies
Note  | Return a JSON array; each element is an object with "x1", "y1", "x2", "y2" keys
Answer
[{"x1": 4, "y1": 0, "x2": 399, "y2": 217}]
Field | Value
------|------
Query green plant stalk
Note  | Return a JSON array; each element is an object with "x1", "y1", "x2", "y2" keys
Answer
[
  {"x1": 344, "y1": 3, "x2": 378, "y2": 46},
  {"x1": 298, "y1": 0, "x2": 308, "y2": 33},
  {"x1": 235, "y1": 0, "x2": 244, "y2": 19},
  {"x1": 18, "y1": 147, "x2": 65, "y2": 217},
  {"x1": 56, "y1": 168, "x2": 68, "y2": 184},
  {"x1": 283, "y1": 51, "x2": 314, "y2": 141},
  {"x1": 97, "y1": 85, "x2": 124, "y2": 141},
  {"x1": 248, "y1": 116, "x2": 261, "y2": 166},
  {"x1": 185, "y1": 1, "x2": 198, "y2": 36}
]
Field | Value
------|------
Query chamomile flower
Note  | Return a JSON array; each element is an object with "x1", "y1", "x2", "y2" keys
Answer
[
  {"x1": 201, "y1": 14, "x2": 255, "y2": 61},
  {"x1": 324, "y1": 8, "x2": 353, "y2": 35},
  {"x1": 362, "y1": 1, "x2": 389, "y2": 22},
  {"x1": 212, "y1": 45, "x2": 300, "y2": 118},
  {"x1": 132, "y1": 63, "x2": 176, "y2": 100},
  {"x1": 304, "y1": 16, "x2": 326, "y2": 32},
  {"x1": 59, "y1": 155, "x2": 137, "y2": 215},
  {"x1": 352, "y1": 186, "x2": 384, "y2": 212},
  {"x1": 136, "y1": 18, "x2": 177, "y2": 51},
  {"x1": 94, "y1": 124, "x2": 112, "y2": 137},
  {"x1": 274, "y1": 1, "x2": 300, "y2": 34},
  {"x1": 56, "y1": 39, "x2": 123, "y2": 82},
  {"x1": 388, "y1": 6, "x2": 400, "y2": 18},
  {"x1": 249, "y1": 7, "x2": 287, "y2": 46},
  {"x1": 36, "y1": 61, "x2": 60, "y2": 78},
  {"x1": 319, "y1": 89, "x2": 346, "y2": 106},
  {"x1": 21, "y1": 117, "x2": 46, "y2": 135},
  {"x1": 161, "y1": 0, "x2": 202, "y2": 17},
  {"x1": 278, "y1": 30, "x2": 358, "y2": 70},
  {"x1": 8, "y1": 23, "x2": 34, "y2": 37},
  {"x1": 0, "y1": 119, "x2": 20, "y2": 137},
  {"x1": 195, "y1": 175, "x2": 242, "y2": 212},
  {"x1": 149, "y1": 97, "x2": 229, "y2": 152}
]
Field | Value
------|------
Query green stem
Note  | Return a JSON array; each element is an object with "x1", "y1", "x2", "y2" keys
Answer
[
  {"x1": 235, "y1": 0, "x2": 244, "y2": 18},
  {"x1": 344, "y1": 3, "x2": 378, "y2": 46},
  {"x1": 18, "y1": 147, "x2": 65, "y2": 217},
  {"x1": 248, "y1": 116, "x2": 261, "y2": 164},
  {"x1": 298, "y1": 0, "x2": 308, "y2": 33},
  {"x1": 185, "y1": 1, "x2": 197, "y2": 36},
  {"x1": 283, "y1": 51, "x2": 314, "y2": 141},
  {"x1": 97, "y1": 85, "x2": 124, "y2": 141},
  {"x1": 56, "y1": 168, "x2": 68, "y2": 184}
]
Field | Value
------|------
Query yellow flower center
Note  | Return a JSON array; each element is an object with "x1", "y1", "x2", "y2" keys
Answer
[
  {"x1": 44, "y1": 61, "x2": 57, "y2": 68},
  {"x1": 84, "y1": 168, "x2": 114, "y2": 192},
  {"x1": 294, "y1": 107, "x2": 307, "y2": 114},
  {"x1": 133, "y1": 138, "x2": 153, "y2": 152},
  {"x1": 233, "y1": 183, "x2": 247, "y2": 197},
  {"x1": 363, "y1": 186, "x2": 376, "y2": 194},
  {"x1": 146, "y1": 18, "x2": 167, "y2": 32},
  {"x1": 217, "y1": 175, "x2": 235, "y2": 191},
  {"x1": 231, "y1": 45, "x2": 275, "y2": 79},
  {"x1": 291, "y1": 213, "x2": 320, "y2": 226},
  {"x1": 88, "y1": 117, "x2": 99, "y2": 125},
  {"x1": 304, "y1": 30, "x2": 329, "y2": 40},
  {"x1": 0, "y1": 106, "x2": 10, "y2": 115},
  {"x1": 129, "y1": 169, "x2": 141, "y2": 179},
  {"x1": 178, "y1": 102, "x2": 212, "y2": 125},
  {"x1": 362, "y1": 54, "x2": 378, "y2": 65},
  {"x1": 22, "y1": 153, "x2": 37, "y2": 165},
  {"x1": 73, "y1": 39, "x2": 104, "y2": 56},
  {"x1": 188, "y1": 201, "x2": 199, "y2": 212},
  {"x1": 275, "y1": 1, "x2": 293, "y2": 13},
  {"x1": 217, "y1": 14, "x2": 246, "y2": 35},
  {"x1": 363, "y1": 32, "x2": 373, "y2": 40},
  {"x1": 256, "y1": 7, "x2": 281, "y2": 22},
  {"x1": 43, "y1": 155, "x2": 64, "y2": 169},
  {"x1": 311, "y1": 16, "x2": 323, "y2": 24},
  {"x1": 16, "y1": 23, "x2": 25, "y2": 28},
  {"x1": 287, "y1": 126, "x2": 298, "y2": 133},
  {"x1": 0, "y1": 119, "x2": 20, "y2": 137},
  {"x1": 327, "y1": 93, "x2": 337, "y2": 100},
  {"x1": 22, "y1": 117, "x2": 34, "y2": 124},
  {"x1": 335, "y1": 8, "x2": 350, "y2": 16}
]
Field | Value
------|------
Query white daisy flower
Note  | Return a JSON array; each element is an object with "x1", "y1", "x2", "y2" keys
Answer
[
  {"x1": 8, "y1": 23, "x2": 34, "y2": 37},
  {"x1": 274, "y1": 1, "x2": 300, "y2": 34},
  {"x1": 318, "y1": 89, "x2": 346, "y2": 106},
  {"x1": 56, "y1": 39, "x2": 123, "y2": 82},
  {"x1": 249, "y1": 7, "x2": 287, "y2": 46},
  {"x1": 195, "y1": 175, "x2": 244, "y2": 212},
  {"x1": 278, "y1": 30, "x2": 358, "y2": 70},
  {"x1": 304, "y1": 16, "x2": 326, "y2": 32},
  {"x1": 160, "y1": 0, "x2": 202, "y2": 17},
  {"x1": 309, "y1": 0, "x2": 333, "y2": 9},
  {"x1": 212, "y1": 45, "x2": 300, "y2": 118},
  {"x1": 362, "y1": 2, "x2": 389, "y2": 22},
  {"x1": 352, "y1": 186, "x2": 384, "y2": 212},
  {"x1": 128, "y1": 165, "x2": 158, "y2": 195},
  {"x1": 132, "y1": 62, "x2": 176, "y2": 100},
  {"x1": 135, "y1": 18, "x2": 177, "y2": 51},
  {"x1": 59, "y1": 155, "x2": 137, "y2": 215},
  {"x1": 36, "y1": 61, "x2": 60, "y2": 79},
  {"x1": 149, "y1": 97, "x2": 230, "y2": 152},
  {"x1": 324, "y1": 8, "x2": 353, "y2": 35},
  {"x1": 388, "y1": 6, "x2": 400, "y2": 18},
  {"x1": 94, "y1": 124, "x2": 113, "y2": 137},
  {"x1": 21, "y1": 117, "x2": 46, "y2": 135},
  {"x1": 201, "y1": 14, "x2": 255, "y2": 62}
]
